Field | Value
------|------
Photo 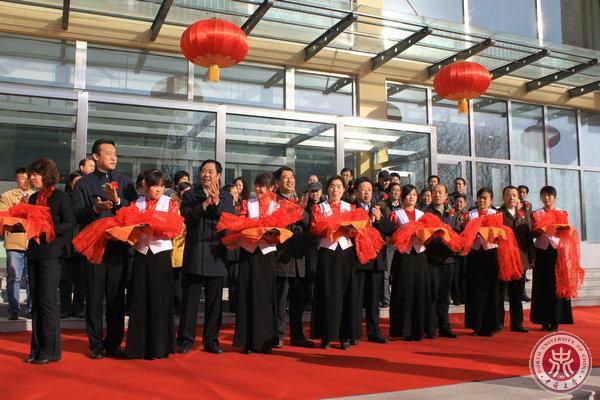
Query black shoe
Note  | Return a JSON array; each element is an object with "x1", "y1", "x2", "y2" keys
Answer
[
  {"x1": 8, "y1": 312, "x2": 18, "y2": 321},
  {"x1": 90, "y1": 348, "x2": 103, "y2": 359},
  {"x1": 380, "y1": 300, "x2": 390, "y2": 308},
  {"x1": 368, "y1": 334, "x2": 388, "y2": 344},
  {"x1": 452, "y1": 299, "x2": 462, "y2": 306},
  {"x1": 243, "y1": 347, "x2": 252, "y2": 354},
  {"x1": 105, "y1": 347, "x2": 126, "y2": 359},
  {"x1": 404, "y1": 336, "x2": 414, "y2": 342},
  {"x1": 425, "y1": 333, "x2": 437, "y2": 339},
  {"x1": 549, "y1": 324, "x2": 558, "y2": 332},
  {"x1": 349, "y1": 339, "x2": 359, "y2": 345},
  {"x1": 25, "y1": 311, "x2": 32, "y2": 319},
  {"x1": 439, "y1": 330, "x2": 458, "y2": 338},
  {"x1": 204, "y1": 343, "x2": 223, "y2": 354},
  {"x1": 24, "y1": 354, "x2": 37, "y2": 363},
  {"x1": 290, "y1": 338, "x2": 315, "y2": 348},
  {"x1": 73, "y1": 311, "x2": 86, "y2": 319},
  {"x1": 412, "y1": 335, "x2": 423, "y2": 342},
  {"x1": 473, "y1": 331, "x2": 493, "y2": 337},
  {"x1": 32, "y1": 357, "x2": 51, "y2": 365},
  {"x1": 497, "y1": 324, "x2": 504, "y2": 332},
  {"x1": 60, "y1": 312, "x2": 70, "y2": 319},
  {"x1": 340, "y1": 341, "x2": 350, "y2": 350},
  {"x1": 320, "y1": 341, "x2": 331, "y2": 349},
  {"x1": 521, "y1": 295, "x2": 531, "y2": 302},
  {"x1": 274, "y1": 339, "x2": 284, "y2": 348},
  {"x1": 177, "y1": 344, "x2": 192, "y2": 354},
  {"x1": 511, "y1": 326, "x2": 529, "y2": 333},
  {"x1": 261, "y1": 345, "x2": 272, "y2": 354}
]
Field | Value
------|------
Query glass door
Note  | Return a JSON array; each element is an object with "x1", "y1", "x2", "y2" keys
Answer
[{"x1": 436, "y1": 156, "x2": 472, "y2": 196}]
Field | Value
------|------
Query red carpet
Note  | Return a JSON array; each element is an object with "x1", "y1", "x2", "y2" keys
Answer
[{"x1": 2, "y1": 307, "x2": 599, "y2": 399}]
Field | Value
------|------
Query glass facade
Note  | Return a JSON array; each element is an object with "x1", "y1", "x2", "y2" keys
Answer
[
  {"x1": 294, "y1": 71, "x2": 353, "y2": 115},
  {"x1": 468, "y1": 0, "x2": 538, "y2": 38},
  {"x1": 473, "y1": 98, "x2": 509, "y2": 159},
  {"x1": 541, "y1": 0, "x2": 599, "y2": 50},
  {"x1": 386, "y1": 84, "x2": 427, "y2": 124},
  {"x1": 432, "y1": 95, "x2": 470, "y2": 156},
  {"x1": 475, "y1": 162, "x2": 510, "y2": 206},
  {"x1": 581, "y1": 111, "x2": 600, "y2": 168},
  {"x1": 511, "y1": 103, "x2": 545, "y2": 163},
  {"x1": 383, "y1": 0, "x2": 464, "y2": 24},
  {"x1": 547, "y1": 107, "x2": 579, "y2": 166}
]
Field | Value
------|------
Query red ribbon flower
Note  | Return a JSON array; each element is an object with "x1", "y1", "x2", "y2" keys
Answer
[
  {"x1": 448, "y1": 208, "x2": 455, "y2": 217},
  {"x1": 103, "y1": 182, "x2": 119, "y2": 192},
  {"x1": 517, "y1": 210, "x2": 525, "y2": 219}
]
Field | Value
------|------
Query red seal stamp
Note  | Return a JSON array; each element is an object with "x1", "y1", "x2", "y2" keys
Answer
[{"x1": 529, "y1": 331, "x2": 592, "y2": 394}]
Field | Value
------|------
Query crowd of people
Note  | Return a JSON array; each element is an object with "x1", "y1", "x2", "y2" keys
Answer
[{"x1": 1, "y1": 138, "x2": 581, "y2": 364}]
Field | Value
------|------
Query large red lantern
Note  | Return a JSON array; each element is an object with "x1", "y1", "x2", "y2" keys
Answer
[
  {"x1": 180, "y1": 19, "x2": 249, "y2": 82},
  {"x1": 433, "y1": 61, "x2": 491, "y2": 114}
]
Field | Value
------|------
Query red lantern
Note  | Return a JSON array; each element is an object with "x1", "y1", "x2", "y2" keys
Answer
[
  {"x1": 433, "y1": 61, "x2": 491, "y2": 114},
  {"x1": 180, "y1": 19, "x2": 249, "y2": 82}
]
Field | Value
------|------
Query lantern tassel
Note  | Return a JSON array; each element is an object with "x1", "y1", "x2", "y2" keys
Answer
[
  {"x1": 458, "y1": 98, "x2": 468, "y2": 114},
  {"x1": 208, "y1": 65, "x2": 220, "y2": 82}
]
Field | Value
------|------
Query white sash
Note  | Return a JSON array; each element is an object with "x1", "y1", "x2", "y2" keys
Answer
[
  {"x1": 134, "y1": 195, "x2": 173, "y2": 255},
  {"x1": 243, "y1": 196, "x2": 279, "y2": 255},
  {"x1": 393, "y1": 208, "x2": 426, "y2": 254},
  {"x1": 469, "y1": 208, "x2": 498, "y2": 250},
  {"x1": 318, "y1": 201, "x2": 353, "y2": 250},
  {"x1": 533, "y1": 208, "x2": 561, "y2": 250}
]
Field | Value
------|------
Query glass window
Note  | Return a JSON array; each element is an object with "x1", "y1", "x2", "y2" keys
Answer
[
  {"x1": 583, "y1": 171, "x2": 600, "y2": 241},
  {"x1": 294, "y1": 72, "x2": 353, "y2": 115},
  {"x1": 383, "y1": 0, "x2": 464, "y2": 24},
  {"x1": 194, "y1": 63, "x2": 284, "y2": 109},
  {"x1": 386, "y1": 84, "x2": 428, "y2": 124},
  {"x1": 437, "y1": 160, "x2": 473, "y2": 202},
  {"x1": 513, "y1": 166, "x2": 546, "y2": 211},
  {"x1": 432, "y1": 94, "x2": 470, "y2": 156},
  {"x1": 541, "y1": 0, "x2": 597, "y2": 49},
  {"x1": 511, "y1": 103, "x2": 545, "y2": 163},
  {"x1": 88, "y1": 102, "x2": 215, "y2": 179},
  {"x1": 469, "y1": 0, "x2": 537, "y2": 38},
  {"x1": 86, "y1": 47, "x2": 188, "y2": 98},
  {"x1": 549, "y1": 169, "x2": 581, "y2": 233},
  {"x1": 0, "y1": 94, "x2": 76, "y2": 187},
  {"x1": 476, "y1": 162, "x2": 510, "y2": 206},
  {"x1": 581, "y1": 112, "x2": 600, "y2": 168},
  {"x1": 225, "y1": 115, "x2": 335, "y2": 193},
  {"x1": 473, "y1": 98, "x2": 509, "y2": 159},
  {"x1": 547, "y1": 107, "x2": 579, "y2": 166},
  {"x1": 344, "y1": 127, "x2": 431, "y2": 190},
  {"x1": 0, "y1": 35, "x2": 74, "y2": 88}
]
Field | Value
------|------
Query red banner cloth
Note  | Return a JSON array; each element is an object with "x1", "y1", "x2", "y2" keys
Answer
[{"x1": 0, "y1": 203, "x2": 55, "y2": 244}]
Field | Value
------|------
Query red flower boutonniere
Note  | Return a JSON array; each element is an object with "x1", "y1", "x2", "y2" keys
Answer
[
  {"x1": 448, "y1": 208, "x2": 455, "y2": 217},
  {"x1": 516, "y1": 210, "x2": 525, "y2": 219},
  {"x1": 103, "y1": 181, "x2": 119, "y2": 192},
  {"x1": 524, "y1": 202, "x2": 531, "y2": 210}
]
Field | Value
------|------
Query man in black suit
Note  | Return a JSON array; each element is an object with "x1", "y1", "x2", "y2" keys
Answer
[
  {"x1": 425, "y1": 183, "x2": 461, "y2": 338},
  {"x1": 72, "y1": 139, "x2": 138, "y2": 359},
  {"x1": 273, "y1": 166, "x2": 313, "y2": 348},
  {"x1": 176, "y1": 160, "x2": 234, "y2": 355},
  {"x1": 352, "y1": 177, "x2": 393, "y2": 344},
  {"x1": 498, "y1": 186, "x2": 535, "y2": 333}
]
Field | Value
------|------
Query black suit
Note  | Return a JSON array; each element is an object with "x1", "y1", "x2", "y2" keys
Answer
[
  {"x1": 27, "y1": 189, "x2": 77, "y2": 360},
  {"x1": 72, "y1": 169, "x2": 138, "y2": 352},
  {"x1": 498, "y1": 207, "x2": 535, "y2": 329},
  {"x1": 274, "y1": 192, "x2": 309, "y2": 343},
  {"x1": 177, "y1": 186, "x2": 234, "y2": 349},
  {"x1": 424, "y1": 204, "x2": 461, "y2": 334},
  {"x1": 352, "y1": 201, "x2": 393, "y2": 340}
]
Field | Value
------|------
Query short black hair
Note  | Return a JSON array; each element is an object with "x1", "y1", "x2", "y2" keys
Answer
[
  {"x1": 428, "y1": 175, "x2": 440, "y2": 182},
  {"x1": 388, "y1": 182, "x2": 401, "y2": 191},
  {"x1": 453, "y1": 194, "x2": 467, "y2": 202},
  {"x1": 420, "y1": 188, "x2": 431, "y2": 196},
  {"x1": 145, "y1": 169, "x2": 164, "y2": 188},
  {"x1": 517, "y1": 185, "x2": 530, "y2": 194},
  {"x1": 540, "y1": 185, "x2": 557, "y2": 197},
  {"x1": 254, "y1": 172, "x2": 274, "y2": 188},
  {"x1": 136, "y1": 171, "x2": 147, "y2": 188},
  {"x1": 477, "y1": 187, "x2": 493, "y2": 198},
  {"x1": 340, "y1": 168, "x2": 354, "y2": 177},
  {"x1": 502, "y1": 185, "x2": 519, "y2": 196},
  {"x1": 273, "y1": 166, "x2": 294, "y2": 181},
  {"x1": 173, "y1": 170, "x2": 190, "y2": 185},
  {"x1": 200, "y1": 159, "x2": 223, "y2": 175},
  {"x1": 326, "y1": 175, "x2": 346, "y2": 189},
  {"x1": 433, "y1": 183, "x2": 447, "y2": 193},
  {"x1": 222, "y1": 183, "x2": 235, "y2": 193},
  {"x1": 401, "y1": 184, "x2": 417, "y2": 202},
  {"x1": 353, "y1": 177, "x2": 373, "y2": 191},
  {"x1": 176, "y1": 181, "x2": 192, "y2": 193},
  {"x1": 69, "y1": 170, "x2": 83, "y2": 184},
  {"x1": 15, "y1": 167, "x2": 27, "y2": 175},
  {"x1": 91, "y1": 139, "x2": 116, "y2": 156},
  {"x1": 454, "y1": 177, "x2": 466, "y2": 185},
  {"x1": 390, "y1": 172, "x2": 400, "y2": 179},
  {"x1": 79, "y1": 158, "x2": 94, "y2": 168},
  {"x1": 27, "y1": 158, "x2": 59, "y2": 187}
]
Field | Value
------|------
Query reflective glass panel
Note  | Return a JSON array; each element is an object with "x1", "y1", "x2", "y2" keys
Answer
[
  {"x1": 476, "y1": 162, "x2": 510, "y2": 206},
  {"x1": 194, "y1": 63, "x2": 284, "y2": 109},
  {"x1": 383, "y1": 0, "x2": 464, "y2": 24},
  {"x1": 549, "y1": 169, "x2": 582, "y2": 233},
  {"x1": 88, "y1": 102, "x2": 215, "y2": 179},
  {"x1": 511, "y1": 102, "x2": 545, "y2": 162},
  {"x1": 583, "y1": 171, "x2": 600, "y2": 240},
  {"x1": 295, "y1": 72, "x2": 353, "y2": 115},
  {"x1": 386, "y1": 84, "x2": 428, "y2": 124},
  {"x1": 581, "y1": 111, "x2": 600, "y2": 168},
  {"x1": 0, "y1": 35, "x2": 74, "y2": 88},
  {"x1": 469, "y1": 0, "x2": 538, "y2": 38},
  {"x1": 513, "y1": 166, "x2": 546, "y2": 211},
  {"x1": 87, "y1": 46, "x2": 188, "y2": 98},
  {"x1": 0, "y1": 94, "x2": 76, "y2": 189},
  {"x1": 547, "y1": 107, "x2": 579, "y2": 166},
  {"x1": 432, "y1": 95, "x2": 470, "y2": 156},
  {"x1": 473, "y1": 98, "x2": 509, "y2": 159},
  {"x1": 541, "y1": 0, "x2": 598, "y2": 49}
]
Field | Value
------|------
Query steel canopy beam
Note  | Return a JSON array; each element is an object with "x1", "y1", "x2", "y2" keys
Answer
[
  {"x1": 263, "y1": 70, "x2": 285, "y2": 88},
  {"x1": 490, "y1": 49, "x2": 548, "y2": 80},
  {"x1": 387, "y1": 84, "x2": 409, "y2": 98},
  {"x1": 568, "y1": 80, "x2": 600, "y2": 98},
  {"x1": 525, "y1": 58, "x2": 598, "y2": 92},
  {"x1": 371, "y1": 27, "x2": 432, "y2": 71},
  {"x1": 150, "y1": 0, "x2": 174, "y2": 41},
  {"x1": 323, "y1": 77, "x2": 353, "y2": 95},
  {"x1": 62, "y1": 0, "x2": 70, "y2": 30},
  {"x1": 241, "y1": 0, "x2": 273, "y2": 35},
  {"x1": 427, "y1": 38, "x2": 495, "y2": 78},
  {"x1": 304, "y1": 12, "x2": 358, "y2": 61}
]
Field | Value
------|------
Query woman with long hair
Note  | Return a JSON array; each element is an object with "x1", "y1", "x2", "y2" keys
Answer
[{"x1": 234, "y1": 176, "x2": 250, "y2": 202}]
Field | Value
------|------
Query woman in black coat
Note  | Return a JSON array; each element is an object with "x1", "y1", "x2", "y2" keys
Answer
[{"x1": 25, "y1": 158, "x2": 77, "y2": 364}]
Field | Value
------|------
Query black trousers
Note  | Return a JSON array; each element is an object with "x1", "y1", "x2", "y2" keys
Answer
[
  {"x1": 429, "y1": 262, "x2": 454, "y2": 333},
  {"x1": 173, "y1": 268, "x2": 183, "y2": 314},
  {"x1": 451, "y1": 255, "x2": 467, "y2": 303},
  {"x1": 177, "y1": 273, "x2": 223, "y2": 348},
  {"x1": 126, "y1": 250, "x2": 175, "y2": 358},
  {"x1": 276, "y1": 276, "x2": 307, "y2": 342},
  {"x1": 353, "y1": 269, "x2": 384, "y2": 340},
  {"x1": 29, "y1": 258, "x2": 62, "y2": 359},
  {"x1": 498, "y1": 274, "x2": 525, "y2": 329},
  {"x1": 60, "y1": 255, "x2": 86, "y2": 315},
  {"x1": 85, "y1": 250, "x2": 127, "y2": 352},
  {"x1": 465, "y1": 249, "x2": 499, "y2": 333},
  {"x1": 227, "y1": 262, "x2": 239, "y2": 313}
]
